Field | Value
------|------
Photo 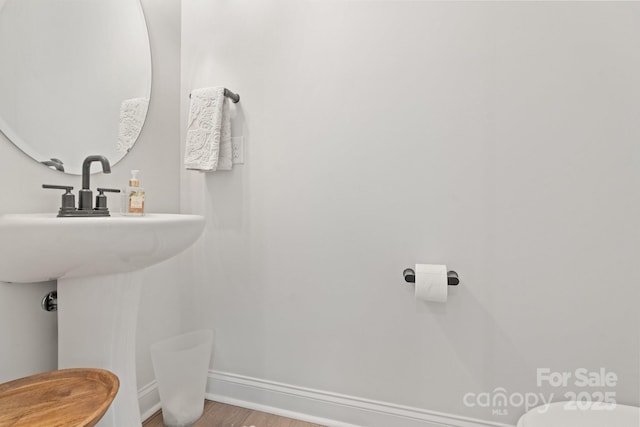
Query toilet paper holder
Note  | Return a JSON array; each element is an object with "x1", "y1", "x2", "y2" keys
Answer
[{"x1": 403, "y1": 268, "x2": 460, "y2": 286}]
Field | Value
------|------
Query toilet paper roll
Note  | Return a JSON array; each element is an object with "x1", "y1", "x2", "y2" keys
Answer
[{"x1": 415, "y1": 264, "x2": 448, "y2": 303}]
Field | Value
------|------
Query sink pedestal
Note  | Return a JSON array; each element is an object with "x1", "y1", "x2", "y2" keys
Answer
[
  {"x1": 58, "y1": 272, "x2": 143, "y2": 427},
  {"x1": 0, "y1": 213, "x2": 205, "y2": 426}
]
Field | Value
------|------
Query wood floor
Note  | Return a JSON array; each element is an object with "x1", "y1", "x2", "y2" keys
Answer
[{"x1": 143, "y1": 400, "x2": 326, "y2": 427}]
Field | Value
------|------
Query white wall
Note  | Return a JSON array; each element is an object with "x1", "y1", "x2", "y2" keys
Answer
[
  {"x1": 0, "y1": 0, "x2": 182, "y2": 394},
  {"x1": 181, "y1": 1, "x2": 640, "y2": 424}
]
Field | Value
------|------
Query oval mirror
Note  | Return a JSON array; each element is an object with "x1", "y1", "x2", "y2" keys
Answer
[{"x1": 0, "y1": 0, "x2": 152, "y2": 175}]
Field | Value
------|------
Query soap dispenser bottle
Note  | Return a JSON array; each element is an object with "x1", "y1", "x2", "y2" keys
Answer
[{"x1": 126, "y1": 170, "x2": 145, "y2": 216}]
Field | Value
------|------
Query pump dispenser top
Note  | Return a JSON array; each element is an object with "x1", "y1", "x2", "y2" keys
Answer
[{"x1": 129, "y1": 170, "x2": 140, "y2": 187}]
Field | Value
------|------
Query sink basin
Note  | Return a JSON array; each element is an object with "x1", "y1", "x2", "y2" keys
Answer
[
  {"x1": 0, "y1": 213, "x2": 205, "y2": 427},
  {"x1": 0, "y1": 213, "x2": 205, "y2": 283}
]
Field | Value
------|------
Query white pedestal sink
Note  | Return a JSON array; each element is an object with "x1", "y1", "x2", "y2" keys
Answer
[{"x1": 0, "y1": 213, "x2": 205, "y2": 426}]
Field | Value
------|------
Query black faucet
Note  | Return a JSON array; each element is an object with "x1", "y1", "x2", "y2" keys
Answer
[
  {"x1": 43, "y1": 155, "x2": 120, "y2": 217},
  {"x1": 79, "y1": 155, "x2": 112, "y2": 210}
]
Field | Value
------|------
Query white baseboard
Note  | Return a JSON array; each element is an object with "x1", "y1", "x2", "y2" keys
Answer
[
  {"x1": 138, "y1": 380, "x2": 161, "y2": 422},
  {"x1": 138, "y1": 371, "x2": 514, "y2": 427},
  {"x1": 205, "y1": 371, "x2": 514, "y2": 427}
]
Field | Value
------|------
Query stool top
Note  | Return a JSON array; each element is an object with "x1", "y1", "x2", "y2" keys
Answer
[{"x1": 0, "y1": 368, "x2": 119, "y2": 427}]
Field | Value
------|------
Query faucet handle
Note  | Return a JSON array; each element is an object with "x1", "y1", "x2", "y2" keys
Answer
[
  {"x1": 43, "y1": 184, "x2": 76, "y2": 216},
  {"x1": 42, "y1": 184, "x2": 73, "y2": 192},
  {"x1": 95, "y1": 188, "x2": 121, "y2": 212}
]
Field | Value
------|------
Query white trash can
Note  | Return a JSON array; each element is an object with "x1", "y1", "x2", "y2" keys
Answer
[{"x1": 150, "y1": 329, "x2": 213, "y2": 427}]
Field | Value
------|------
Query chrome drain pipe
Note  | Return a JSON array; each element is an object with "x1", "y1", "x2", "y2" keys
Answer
[{"x1": 41, "y1": 291, "x2": 57, "y2": 312}]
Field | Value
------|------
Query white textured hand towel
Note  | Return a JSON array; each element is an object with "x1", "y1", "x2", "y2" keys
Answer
[
  {"x1": 117, "y1": 97, "x2": 149, "y2": 155},
  {"x1": 184, "y1": 87, "x2": 232, "y2": 171}
]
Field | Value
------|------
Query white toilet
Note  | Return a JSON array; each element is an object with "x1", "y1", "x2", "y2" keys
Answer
[{"x1": 517, "y1": 401, "x2": 640, "y2": 426}]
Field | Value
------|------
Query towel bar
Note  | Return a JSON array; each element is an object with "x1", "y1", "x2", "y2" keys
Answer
[{"x1": 188, "y1": 88, "x2": 240, "y2": 103}]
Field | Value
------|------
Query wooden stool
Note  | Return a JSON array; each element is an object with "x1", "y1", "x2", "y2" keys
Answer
[{"x1": 0, "y1": 368, "x2": 119, "y2": 427}]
